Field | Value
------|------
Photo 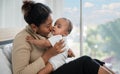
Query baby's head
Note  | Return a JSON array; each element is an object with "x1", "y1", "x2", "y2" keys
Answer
[{"x1": 52, "y1": 17, "x2": 73, "y2": 36}]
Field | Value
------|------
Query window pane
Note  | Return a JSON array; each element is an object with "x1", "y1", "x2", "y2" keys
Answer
[
  {"x1": 63, "y1": 0, "x2": 80, "y2": 58},
  {"x1": 83, "y1": 0, "x2": 120, "y2": 73}
]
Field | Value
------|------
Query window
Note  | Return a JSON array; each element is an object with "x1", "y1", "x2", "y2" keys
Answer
[
  {"x1": 83, "y1": 0, "x2": 120, "y2": 73},
  {"x1": 62, "y1": 0, "x2": 80, "y2": 57}
]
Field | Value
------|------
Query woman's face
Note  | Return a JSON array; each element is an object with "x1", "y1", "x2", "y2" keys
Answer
[{"x1": 36, "y1": 15, "x2": 53, "y2": 37}]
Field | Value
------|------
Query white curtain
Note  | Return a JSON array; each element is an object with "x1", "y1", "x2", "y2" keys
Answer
[
  {"x1": 0, "y1": 0, "x2": 25, "y2": 41},
  {"x1": 0, "y1": 0, "x2": 25, "y2": 28},
  {"x1": 35, "y1": 0, "x2": 64, "y2": 21},
  {"x1": 45, "y1": 0, "x2": 64, "y2": 21}
]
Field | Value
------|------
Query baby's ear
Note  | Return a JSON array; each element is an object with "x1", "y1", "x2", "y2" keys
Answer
[{"x1": 64, "y1": 31, "x2": 69, "y2": 36}]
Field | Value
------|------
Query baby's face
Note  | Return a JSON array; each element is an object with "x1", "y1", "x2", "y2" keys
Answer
[{"x1": 52, "y1": 18, "x2": 69, "y2": 36}]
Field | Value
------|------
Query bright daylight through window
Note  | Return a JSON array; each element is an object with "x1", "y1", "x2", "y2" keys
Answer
[{"x1": 82, "y1": 0, "x2": 120, "y2": 74}]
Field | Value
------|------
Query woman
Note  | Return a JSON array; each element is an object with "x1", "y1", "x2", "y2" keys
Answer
[{"x1": 12, "y1": 1, "x2": 114, "y2": 74}]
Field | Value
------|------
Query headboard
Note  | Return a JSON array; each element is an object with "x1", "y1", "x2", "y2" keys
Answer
[{"x1": 0, "y1": 40, "x2": 13, "y2": 45}]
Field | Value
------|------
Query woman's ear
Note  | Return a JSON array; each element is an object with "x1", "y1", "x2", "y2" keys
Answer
[{"x1": 31, "y1": 24, "x2": 38, "y2": 33}]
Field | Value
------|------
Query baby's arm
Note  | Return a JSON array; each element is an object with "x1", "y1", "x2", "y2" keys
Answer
[
  {"x1": 38, "y1": 62, "x2": 53, "y2": 74},
  {"x1": 26, "y1": 36, "x2": 51, "y2": 47},
  {"x1": 26, "y1": 35, "x2": 63, "y2": 48}
]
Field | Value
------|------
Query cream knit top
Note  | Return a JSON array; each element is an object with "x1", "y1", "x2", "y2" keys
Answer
[{"x1": 12, "y1": 25, "x2": 47, "y2": 74}]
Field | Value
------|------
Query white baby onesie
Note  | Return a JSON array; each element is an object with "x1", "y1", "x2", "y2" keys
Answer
[{"x1": 48, "y1": 35, "x2": 69, "y2": 70}]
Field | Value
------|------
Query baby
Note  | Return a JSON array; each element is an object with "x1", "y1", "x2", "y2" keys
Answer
[{"x1": 26, "y1": 17, "x2": 74, "y2": 74}]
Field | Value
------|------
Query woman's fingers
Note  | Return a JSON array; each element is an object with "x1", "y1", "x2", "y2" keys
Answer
[{"x1": 54, "y1": 39, "x2": 65, "y2": 53}]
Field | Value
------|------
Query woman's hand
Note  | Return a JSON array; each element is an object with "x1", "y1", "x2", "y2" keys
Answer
[
  {"x1": 42, "y1": 39, "x2": 65, "y2": 64},
  {"x1": 53, "y1": 39, "x2": 65, "y2": 53},
  {"x1": 38, "y1": 62, "x2": 53, "y2": 74}
]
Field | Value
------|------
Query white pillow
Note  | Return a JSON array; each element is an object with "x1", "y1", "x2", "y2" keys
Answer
[
  {"x1": 2, "y1": 44, "x2": 12, "y2": 63},
  {"x1": 0, "y1": 49, "x2": 12, "y2": 74}
]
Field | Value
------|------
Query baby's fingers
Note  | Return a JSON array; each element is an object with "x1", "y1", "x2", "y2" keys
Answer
[{"x1": 26, "y1": 36, "x2": 34, "y2": 40}]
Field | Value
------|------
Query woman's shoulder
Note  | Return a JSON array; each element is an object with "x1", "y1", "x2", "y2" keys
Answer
[
  {"x1": 15, "y1": 29, "x2": 29, "y2": 39},
  {"x1": 13, "y1": 29, "x2": 30, "y2": 45},
  {"x1": 13, "y1": 28, "x2": 31, "y2": 51}
]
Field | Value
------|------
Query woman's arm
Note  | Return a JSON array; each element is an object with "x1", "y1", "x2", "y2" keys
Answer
[
  {"x1": 12, "y1": 36, "x2": 46, "y2": 74},
  {"x1": 38, "y1": 62, "x2": 53, "y2": 74}
]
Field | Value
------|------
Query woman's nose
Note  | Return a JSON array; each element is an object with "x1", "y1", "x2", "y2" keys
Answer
[
  {"x1": 49, "y1": 26, "x2": 53, "y2": 31},
  {"x1": 52, "y1": 26, "x2": 55, "y2": 30}
]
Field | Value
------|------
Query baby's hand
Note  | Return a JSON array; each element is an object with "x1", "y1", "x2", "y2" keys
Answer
[
  {"x1": 68, "y1": 49, "x2": 75, "y2": 57},
  {"x1": 26, "y1": 36, "x2": 48, "y2": 47},
  {"x1": 26, "y1": 36, "x2": 35, "y2": 44},
  {"x1": 26, "y1": 36, "x2": 34, "y2": 40}
]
